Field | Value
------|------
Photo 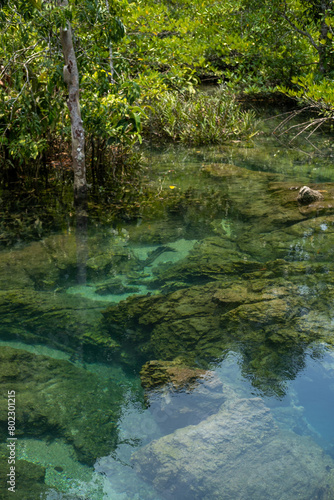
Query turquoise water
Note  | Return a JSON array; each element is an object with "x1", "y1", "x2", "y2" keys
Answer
[{"x1": 2, "y1": 119, "x2": 334, "y2": 498}]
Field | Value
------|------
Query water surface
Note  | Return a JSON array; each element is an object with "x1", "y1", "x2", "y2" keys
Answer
[{"x1": 1, "y1": 117, "x2": 334, "y2": 499}]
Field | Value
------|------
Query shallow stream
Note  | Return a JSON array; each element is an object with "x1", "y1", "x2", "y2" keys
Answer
[{"x1": 2, "y1": 113, "x2": 334, "y2": 499}]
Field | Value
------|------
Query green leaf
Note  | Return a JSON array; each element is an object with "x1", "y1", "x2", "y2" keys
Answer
[{"x1": 27, "y1": 0, "x2": 42, "y2": 10}]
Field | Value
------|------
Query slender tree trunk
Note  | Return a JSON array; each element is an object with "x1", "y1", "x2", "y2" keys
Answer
[
  {"x1": 58, "y1": 2, "x2": 88, "y2": 285},
  {"x1": 318, "y1": 3, "x2": 331, "y2": 74},
  {"x1": 59, "y1": 1, "x2": 87, "y2": 205},
  {"x1": 105, "y1": 0, "x2": 115, "y2": 83}
]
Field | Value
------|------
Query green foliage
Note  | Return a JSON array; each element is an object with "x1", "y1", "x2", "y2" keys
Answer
[
  {"x1": 144, "y1": 87, "x2": 257, "y2": 145},
  {"x1": 1, "y1": 0, "x2": 334, "y2": 193},
  {"x1": 280, "y1": 73, "x2": 334, "y2": 117},
  {"x1": 0, "y1": 0, "x2": 146, "y2": 186}
]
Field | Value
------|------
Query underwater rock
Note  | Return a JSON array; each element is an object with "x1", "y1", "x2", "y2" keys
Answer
[
  {"x1": 140, "y1": 360, "x2": 228, "y2": 433},
  {"x1": 102, "y1": 282, "x2": 224, "y2": 363},
  {"x1": 0, "y1": 288, "x2": 119, "y2": 355},
  {"x1": 203, "y1": 167, "x2": 334, "y2": 238},
  {"x1": 202, "y1": 164, "x2": 310, "y2": 232},
  {"x1": 238, "y1": 214, "x2": 334, "y2": 263},
  {"x1": 132, "y1": 397, "x2": 334, "y2": 500},
  {"x1": 297, "y1": 185, "x2": 324, "y2": 205},
  {"x1": 0, "y1": 455, "x2": 49, "y2": 499},
  {"x1": 0, "y1": 232, "x2": 138, "y2": 292},
  {"x1": 150, "y1": 236, "x2": 262, "y2": 287},
  {"x1": 102, "y1": 274, "x2": 334, "y2": 396},
  {"x1": 201, "y1": 162, "x2": 274, "y2": 180},
  {"x1": 128, "y1": 220, "x2": 185, "y2": 244},
  {"x1": 140, "y1": 359, "x2": 209, "y2": 390},
  {"x1": 0, "y1": 347, "x2": 124, "y2": 465},
  {"x1": 94, "y1": 277, "x2": 138, "y2": 295},
  {"x1": 103, "y1": 278, "x2": 308, "y2": 364}
]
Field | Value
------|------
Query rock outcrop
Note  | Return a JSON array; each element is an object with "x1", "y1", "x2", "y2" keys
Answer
[{"x1": 297, "y1": 185, "x2": 324, "y2": 205}]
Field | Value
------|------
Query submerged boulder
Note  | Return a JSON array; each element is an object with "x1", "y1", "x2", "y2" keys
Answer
[
  {"x1": 132, "y1": 397, "x2": 334, "y2": 500},
  {"x1": 103, "y1": 274, "x2": 334, "y2": 396},
  {"x1": 238, "y1": 214, "x2": 334, "y2": 263},
  {"x1": 0, "y1": 232, "x2": 139, "y2": 292},
  {"x1": 202, "y1": 164, "x2": 308, "y2": 232},
  {"x1": 140, "y1": 359, "x2": 208, "y2": 390},
  {"x1": 0, "y1": 456, "x2": 49, "y2": 500},
  {"x1": 0, "y1": 288, "x2": 119, "y2": 355},
  {"x1": 140, "y1": 360, "x2": 228, "y2": 433},
  {"x1": 0, "y1": 347, "x2": 124, "y2": 465},
  {"x1": 150, "y1": 236, "x2": 261, "y2": 287}
]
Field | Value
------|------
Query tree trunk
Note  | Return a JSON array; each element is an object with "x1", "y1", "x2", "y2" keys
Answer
[
  {"x1": 318, "y1": 3, "x2": 332, "y2": 74},
  {"x1": 59, "y1": 3, "x2": 87, "y2": 206}
]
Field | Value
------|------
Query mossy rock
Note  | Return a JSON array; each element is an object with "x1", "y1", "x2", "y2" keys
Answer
[
  {"x1": 0, "y1": 288, "x2": 119, "y2": 355},
  {"x1": 0, "y1": 347, "x2": 124, "y2": 465},
  {"x1": 0, "y1": 455, "x2": 49, "y2": 499},
  {"x1": 0, "y1": 232, "x2": 140, "y2": 292},
  {"x1": 238, "y1": 214, "x2": 334, "y2": 263},
  {"x1": 150, "y1": 236, "x2": 262, "y2": 287},
  {"x1": 102, "y1": 273, "x2": 334, "y2": 395},
  {"x1": 202, "y1": 166, "x2": 334, "y2": 236},
  {"x1": 128, "y1": 220, "x2": 186, "y2": 244},
  {"x1": 140, "y1": 359, "x2": 209, "y2": 390},
  {"x1": 102, "y1": 282, "x2": 224, "y2": 364},
  {"x1": 202, "y1": 164, "x2": 308, "y2": 230}
]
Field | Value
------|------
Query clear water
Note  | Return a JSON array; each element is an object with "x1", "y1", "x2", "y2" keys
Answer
[{"x1": 2, "y1": 117, "x2": 334, "y2": 499}]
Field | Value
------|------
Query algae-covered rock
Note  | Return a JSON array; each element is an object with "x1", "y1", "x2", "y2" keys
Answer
[
  {"x1": 202, "y1": 164, "x2": 308, "y2": 232},
  {"x1": 0, "y1": 288, "x2": 119, "y2": 354},
  {"x1": 103, "y1": 273, "x2": 334, "y2": 395},
  {"x1": 0, "y1": 347, "x2": 124, "y2": 465},
  {"x1": 0, "y1": 232, "x2": 139, "y2": 292},
  {"x1": 102, "y1": 282, "x2": 224, "y2": 363},
  {"x1": 140, "y1": 359, "x2": 208, "y2": 390},
  {"x1": 150, "y1": 236, "x2": 262, "y2": 287},
  {"x1": 203, "y1": 166, "x2": 334, "y2": 237},
  {"x1": 132, "y1": 397, "x2": 334, "y2": 500},
  {"x1": 140, "y1": 360, "x2": 227, "y2": 433},
  {"x1": 238, "y1": 214, "x2": 334, "y2": 263},
  {"x1": 128, "y1": 221, "x2": 186, "y2": 245},
  {"x1": 103, "y1": 279, "x2": 310, "y2": 364},
  {"x1": 0, "y1": 455, "x2": 50, "y2": 499}
]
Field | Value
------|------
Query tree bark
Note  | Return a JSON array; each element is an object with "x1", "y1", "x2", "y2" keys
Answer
[
  {"x1": 59, "y1": 2, "x2": 87, "y2": 206},
  {"x1": 105, "y1": 0, "x2": 115, "y2": 83}
]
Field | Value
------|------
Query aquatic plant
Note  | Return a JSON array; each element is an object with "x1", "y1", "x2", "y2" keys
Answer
[{"x1": 142, "y1": 87, "x2": 258, "y2": 145}]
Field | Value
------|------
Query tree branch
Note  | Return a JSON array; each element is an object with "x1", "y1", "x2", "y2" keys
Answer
[{"x1": 279, "y1": 11, "x2": 320, "y2": 52}]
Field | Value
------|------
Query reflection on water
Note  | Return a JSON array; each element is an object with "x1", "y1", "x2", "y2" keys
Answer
[{"x1": 2, "y1": 123, "x2": 334, "y2": 498}]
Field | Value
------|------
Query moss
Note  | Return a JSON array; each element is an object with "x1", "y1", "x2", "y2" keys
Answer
[
  {"x1": 0, "y1": 347, "x2": 124, "y2": 465},
  {"x1": 0, "y1": 288, "x2": 118, "y2": 356},
  {"x1": 0, "y1": 232, "x2": 140, "y2": 292},
  {"x1": 140, "y1": 359, "x2": 208, "y2": 390},
  {"x1": 102, "y1": 268, "x2": 334, "y2": 396},
  {"x1": 0, "y1": 455, "x2": 50, "y2": 499}
]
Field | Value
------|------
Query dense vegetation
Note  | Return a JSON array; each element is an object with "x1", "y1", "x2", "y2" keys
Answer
[{"x1": 0, "y1": 0, "x2": 333, "y2": 198}]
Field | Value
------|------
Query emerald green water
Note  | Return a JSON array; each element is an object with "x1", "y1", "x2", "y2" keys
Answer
[{"x1": 2, "y1": 116, "x2": 334, "y2": 498}]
